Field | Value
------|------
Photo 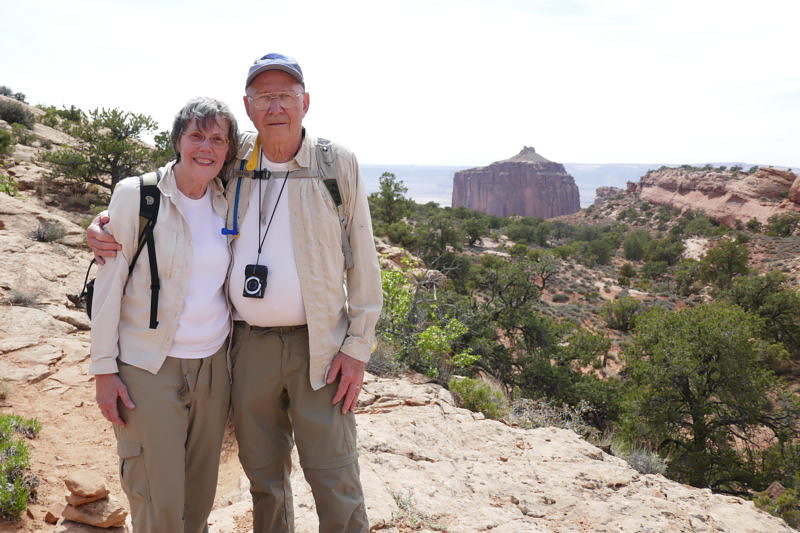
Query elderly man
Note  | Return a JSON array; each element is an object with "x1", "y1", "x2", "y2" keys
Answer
[{"x1": 88, "y1": 53, "x2": 381, "y2": 532}]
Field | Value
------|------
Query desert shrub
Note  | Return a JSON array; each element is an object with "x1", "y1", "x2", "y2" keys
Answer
[
  {"x1": 0, "y1": 174, "x2": 18, "y2": 196},
  {"x1": 610, "y1": 441, "x2": 668, "y2": 475},
  {"x1": 0, "y1": 128, "x2": 13, "y2": 156},
  {"x1": 622, "y1": 229, "x2": 651, "y2": 261},
  {"x1": 600, "y1": 296, "x2": 641, "y2": 332},
  {"x1": 767, "y1": 212, "x2": 800, "y2": 237},
  {"x1": 10, "y1": 123, "x2": 34, "y2": 146},
  {"x1": 746, "y1": 218, "x2": 763, "y2": 232},
  {"x1": 7, "y1": 289, "x2": 41, "y2": 308},
  {"x1": 0, "y1": 414, "x2": 40, "y2": 520},
  {"x1": 683, "y1": 214, "x2": 724, "y2": 237},
  {"x1": 448, "y1": 377, "x2": 509, "y2": 420},
  {"x1": 416, "y1": 318, "x2": 478, "y2": 380},
  {"x1": 644, "y1": 236, "x2": 685, "y2": 265},
  {"x1": 674, "y1": 258, "x2": 703, "y2": 296},
  {"x1": 366, "y1": 340, "x2": 408, "y2": 377},
  {"x1": 551, "y1": 293, "x2": 569, "y2": 303},
  {"x1": 0, "y1": 99, "x2": 34, "y2": 128},
  {"x1": 619, "y1": 263, "x2": 637, "y2": 278},
  {"x1": 29, "y1": 219, "x2": 65, "y2": 242},
  {"x1": 754, "y1": 488, "x2": 800, "y2": 529},
  {"x1": 642, "y1": 260, "x2": 668, "y2": 280},
  {"x1": 509, "y1": 398, "x2": 597, "y2": 439}
]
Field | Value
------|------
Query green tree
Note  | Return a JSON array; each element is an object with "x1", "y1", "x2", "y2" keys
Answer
[
  {"x1": 621, "y1": 303, "x2": 800, "y2": 491},
  {"x1": 700, "y1": 238, "x2": 749, "y2": 289},
  {"x1": 723, "y1": 272, "x2": 800, "y2": 362},
  {"x1": 368, "y1": 172, "x2": 413, "y2": 224},
  {"x1": 41, "y1": 107, "x2": 159, "y2": 190},
  {"x1": 463, "y1": 216, "x2": 489, "y2": 246},
  {"x1": 151, "y1": 130, "x2": 175, "y2": 168},
  {"x1": 529, "y1": 251, "x2": 558, "y2": 290},
  {"x1": 674, "y1": 258, "x2": 703, "y2": 296}
]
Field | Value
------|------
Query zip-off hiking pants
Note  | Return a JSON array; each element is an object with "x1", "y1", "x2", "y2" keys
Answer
[
  {"x1": 230, "y1": 321, "x2": 369, "y2": 533},
  {"x1": 113, "y1": 344, "x2": 230, "y2": 533}
]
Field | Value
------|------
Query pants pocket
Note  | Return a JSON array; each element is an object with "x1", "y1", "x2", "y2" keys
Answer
[{"x1": 117, "y1": 440, "x2": 149, "y2": 503}]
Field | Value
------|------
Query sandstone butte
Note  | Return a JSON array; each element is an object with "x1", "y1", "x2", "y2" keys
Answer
[
  {"x1": 627, "y1": 166, "x2": 800, "y2": 228},
  {"x1": 452, "y1": 147, "x2": 581, "y2": 219}
]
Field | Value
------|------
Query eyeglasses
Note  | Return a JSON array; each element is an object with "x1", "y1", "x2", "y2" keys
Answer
[
  {"x1": 247, "y1": 91, "x2": 303, "y2": 110},
  {"x1": 184, "y1": 131, "x2": 229, "y2": 148}
]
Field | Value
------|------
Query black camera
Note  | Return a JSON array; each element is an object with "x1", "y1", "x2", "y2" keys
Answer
[{"x1": 243, "y1": 264, "x2": 268, "y2": 299}]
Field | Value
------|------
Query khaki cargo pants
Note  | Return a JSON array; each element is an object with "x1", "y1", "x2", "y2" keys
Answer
[
  {"x1": 113, "y1": 344, "x2": 230, "y2": 533},
  {"x1": 230, "y1": 322, "x2": 368, "y2": 533}
]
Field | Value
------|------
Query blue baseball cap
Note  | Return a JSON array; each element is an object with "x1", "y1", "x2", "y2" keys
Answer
[{"x1": 246, "y1": 53, "x2": 304, "y2": 88}]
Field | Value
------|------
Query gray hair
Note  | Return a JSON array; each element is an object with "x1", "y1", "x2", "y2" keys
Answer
[{"x1": 171, "y1": 97, "x2": 240, "y2": 175}]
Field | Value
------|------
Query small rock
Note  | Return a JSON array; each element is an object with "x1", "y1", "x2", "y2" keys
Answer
[
  {"x1": 62, "y1": 497, "x2": 127, "y2": 528},
  {"x1": 45, "y1": 507, "x2": 62, "y2": 524},
  {"x1": 64, "y1": 471, "x2": 109, "y2": 500}
]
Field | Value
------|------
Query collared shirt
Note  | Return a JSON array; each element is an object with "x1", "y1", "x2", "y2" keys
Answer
[
  {"x1": 89, "y1": 162, "x2": 230, "y2": 375},
  {"x1": 223, "y1": 131, "x2": 382, "y2": 390}
]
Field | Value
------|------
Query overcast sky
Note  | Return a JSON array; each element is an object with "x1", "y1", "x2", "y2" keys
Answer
[{"x1": 2, "y1": 0, "x2": 798, "y2": 167}]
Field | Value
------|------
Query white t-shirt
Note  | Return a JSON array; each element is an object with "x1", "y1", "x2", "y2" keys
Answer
[
  {"x1": 229, "y1": 155, "x2": 307, "y2": 326},
  {"x1": 169, "y1": 187, "x2": 231, "y2": 358}
]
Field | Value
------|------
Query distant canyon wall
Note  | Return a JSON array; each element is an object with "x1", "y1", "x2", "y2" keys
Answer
[{"x1": 631, "y1": 166, "x2": 800, "y2": 227}]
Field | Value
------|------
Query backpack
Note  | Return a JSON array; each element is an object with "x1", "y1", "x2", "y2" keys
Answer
[{"x1": 78, "y1": 170, "x2": 162, "y2": 329}]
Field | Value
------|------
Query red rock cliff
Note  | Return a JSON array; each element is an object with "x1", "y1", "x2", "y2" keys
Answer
[
  {"x1": 452, "y1": 147, "x2": 580, "y2": 218},
  {"x1": 634, "y1": 166, "x2": 800, "y2": 227}
]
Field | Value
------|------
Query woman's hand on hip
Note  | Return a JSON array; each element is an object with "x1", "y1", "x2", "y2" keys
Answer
[{"x1": 95, "y1": 373, "x2": 135, "y2": 426}]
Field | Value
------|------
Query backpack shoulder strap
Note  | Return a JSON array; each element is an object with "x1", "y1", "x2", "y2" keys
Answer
[
  {"x1": 126, "y1": 169, "x2": 162, "y2": 329},
  {"x1": 315, "y1": 139, "x2": 354, "y2": 270}
]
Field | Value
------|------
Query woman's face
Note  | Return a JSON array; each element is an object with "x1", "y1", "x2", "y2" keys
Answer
[{"x1": 177, "y1": 117, "x2": 230, "y2": 181}]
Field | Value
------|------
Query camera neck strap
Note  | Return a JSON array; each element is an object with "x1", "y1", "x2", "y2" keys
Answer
[{"x1": 255, "y1": 155, "x2": 290, "y2": 265}]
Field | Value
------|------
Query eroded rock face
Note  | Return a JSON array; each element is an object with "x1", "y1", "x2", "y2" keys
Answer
[
  {"x1": 452, "y1": 147, "x2": 580, "y2": 218},
  {"x1": 637, "y1": 166, "x2": 800, "y2": 227}
]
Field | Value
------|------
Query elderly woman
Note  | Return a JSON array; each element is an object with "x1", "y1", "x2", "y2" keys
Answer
[{"x1": 89, "y1": 97, "x2": 239, "y2": 532}]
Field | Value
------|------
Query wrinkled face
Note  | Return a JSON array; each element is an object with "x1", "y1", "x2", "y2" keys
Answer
[
  {"x1": 177, "y1": 117, "x2": 230, "y2": 181},
  {"x1": 244, "y1": 70, "x2": 309, "y2": 145}
]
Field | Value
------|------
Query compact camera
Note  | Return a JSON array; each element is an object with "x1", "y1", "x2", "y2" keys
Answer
[{"x1": 243, "y1": 264, "x2": 268, "y2": 299}]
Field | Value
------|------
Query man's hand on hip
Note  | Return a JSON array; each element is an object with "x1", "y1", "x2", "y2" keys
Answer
[
  {"x1": 86, "y1": 210, "x2": 120, "y2": 265},
  {"x1": 326, "y1": 351, "x2": 365, "y2": 414}
]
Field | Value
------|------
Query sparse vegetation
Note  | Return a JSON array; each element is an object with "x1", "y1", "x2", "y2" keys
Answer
[
  {"x1": 29, "y1": 219, "x2": 65, "y2": 242},
  {"x1": 0, "y1": 174, "x2": 18, "y2": 196},
  {"x1": 449, "y1": 377, "x2": 509, "y2": 419},
  {"x1": 0, "y1": 128, "x2": 13, "y2": 157},
  {"x1": 0, "y1": 414, "x2": 41, "y2": 520},
  {"x1": 767, "y1": 212, "x2": 800, "y2": 237},
  {"x1": 7, "y1": 288, "x2": 42, "y2": 308},
  {"x1": 0, "y1": 99, "x2": 34, "y2": 129}
]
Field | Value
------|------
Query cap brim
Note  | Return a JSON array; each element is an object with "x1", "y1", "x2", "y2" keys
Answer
[{"x1": 246, "y1": 65, "x2": 304, "y2": 88}]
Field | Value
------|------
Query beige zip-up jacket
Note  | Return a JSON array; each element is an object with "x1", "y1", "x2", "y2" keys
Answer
[
  {"x1": 225, "y1": 131, "x2": 382, "y2": 390},
  {"x1": 89, "y1": 162, "x2": 230, "y2": 375}
]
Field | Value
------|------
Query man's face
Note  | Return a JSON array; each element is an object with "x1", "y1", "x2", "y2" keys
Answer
[{"x1": 244, "y1": 70, "x2": 309, "y2": 145}]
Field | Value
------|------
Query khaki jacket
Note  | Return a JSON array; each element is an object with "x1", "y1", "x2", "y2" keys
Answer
[
  {"x1": 89, "y1": 163, "x2": 230, "y2": 375},
  {"x1": 225, "y1": 132, "x2": 382, "y2": 390}
]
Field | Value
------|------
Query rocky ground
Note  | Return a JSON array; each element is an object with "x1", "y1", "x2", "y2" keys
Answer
[{"x1": 1, "y1": 181, "x2": 797, "y2": 531}]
